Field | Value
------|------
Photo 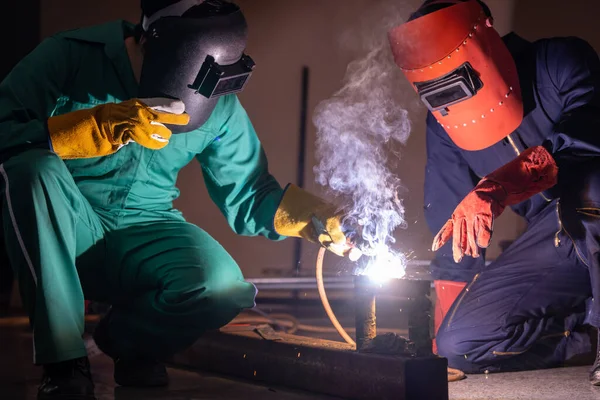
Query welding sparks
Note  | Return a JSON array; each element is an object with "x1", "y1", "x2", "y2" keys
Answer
[{"x1": 360, "y1": 244, "x2": 406, "y2": 284}]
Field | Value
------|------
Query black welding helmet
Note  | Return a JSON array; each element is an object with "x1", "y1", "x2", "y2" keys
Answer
[{"x1": 138, "y1": 0, "x2": 255, "y2": 133}]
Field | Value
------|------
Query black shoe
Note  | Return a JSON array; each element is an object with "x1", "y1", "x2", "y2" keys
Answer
[
  {"x1": 114, "y1": 357, "x2": 169, "y2": 387},
  {"x1": 93, "y1": 308, "x2": 169, "y2": 387},
  {"x1": 590, "y1": 329, "x2": 600, "y2": 386},
  {"x1": 38, "y1": 357, "x2": 96, "y2": 400}
]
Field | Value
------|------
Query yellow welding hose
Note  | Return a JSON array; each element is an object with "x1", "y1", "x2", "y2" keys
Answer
[
  {"x1": 316, "y1": 247, "x2": 357, "y2": 348},
  {"x1": 315, "y1": 247, "x2": 466, "y2": 382}
]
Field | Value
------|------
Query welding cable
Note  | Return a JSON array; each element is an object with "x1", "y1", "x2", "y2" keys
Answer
[
  {"x1": 232, "y1": 313, "x2": 407, "y2": 336},
  {"x1": 447, "y1": 367, "x2": 466, "y2": 382},
  {"x1": 315, "y1": 247, "x2": 357, "y2": 347}
]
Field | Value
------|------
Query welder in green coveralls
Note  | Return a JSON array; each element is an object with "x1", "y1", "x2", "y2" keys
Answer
[{"x1": 0, "y1": 1, "x2": 356, "y2": 398}]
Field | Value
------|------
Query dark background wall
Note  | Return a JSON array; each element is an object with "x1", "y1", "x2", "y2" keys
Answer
[
  {"x1": 0, "y1": 0, "x2": 41, "y2": 311},
  {"x1": 1, "y1": 1, "x2": 40, "y2": 80}
]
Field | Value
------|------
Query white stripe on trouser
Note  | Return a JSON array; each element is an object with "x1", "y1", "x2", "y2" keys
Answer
[{"x1": 0, "y1": 164, "x2": 38, "y2": 361}]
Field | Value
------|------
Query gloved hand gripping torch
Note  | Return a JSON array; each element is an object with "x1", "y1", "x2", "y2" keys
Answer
[{"x1": 273, "y1": 183, "x2": 362, "y2": 260}]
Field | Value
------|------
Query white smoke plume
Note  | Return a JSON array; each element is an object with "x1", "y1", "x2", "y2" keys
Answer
[{"x1": 313, "y1": 2, "x2": 413, "y2": 276}]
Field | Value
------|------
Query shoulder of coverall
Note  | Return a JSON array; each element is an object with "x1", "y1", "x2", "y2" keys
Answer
[
  {"x1": 52, "y1": 20, "x2": 136, "y2": 59},
  {"x1": 498, "y1": 33, "x2": 599, "y2": 93},
  {"x1": 531, "y1": 36, "x2": 600, "y2": 91}
]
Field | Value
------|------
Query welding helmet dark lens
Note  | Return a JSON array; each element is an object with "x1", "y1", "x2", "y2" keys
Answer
[
  {"x1": 188, "y1": 54, "x2": 255, "y2": 98},
  {"x1": 414, "y1": 62, "x2": 483, "y2": 113},
  {"x1": 213, "y1": 73, "x2": 250, "y2": 96}
]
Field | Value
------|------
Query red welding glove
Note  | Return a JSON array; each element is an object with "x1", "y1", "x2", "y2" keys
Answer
[{"x1": 432, "y1": 146, "x2": 558, "y2": 263}]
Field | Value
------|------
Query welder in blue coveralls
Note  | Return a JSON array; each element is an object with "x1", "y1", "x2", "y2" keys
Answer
[
  {"x1": 0, "y1": 0, "x2": 359, "y2": 399},
  {"x1": 388, "y1": 0, "x2": 600, "y2": 383}
]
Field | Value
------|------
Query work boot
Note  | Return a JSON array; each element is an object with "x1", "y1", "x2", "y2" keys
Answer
[
  {"x1": 38, "y1": 357, "x2": 96, "y2": 400},
  {"x1": 113, "y1": 357, "x2": 169, "y2": 387},
  {"x1": 93, "y1": 308, "x2": 169, "y2": 387},
  {"x1": 590, "y1": 329, "x2": 600, "y2": 385}
]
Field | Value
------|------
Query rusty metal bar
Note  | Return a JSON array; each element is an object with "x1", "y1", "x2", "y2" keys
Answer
[
  {"x1": 169, "y1": 328, "x2": 449, "y2": 400},
  {"x1": 354, "y1": 275, "x2": 377, "y2": 350}
]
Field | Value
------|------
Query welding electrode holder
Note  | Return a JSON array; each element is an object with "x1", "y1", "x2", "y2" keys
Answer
[
  {"x1": 339, "y1": 222, "x2": 380, "y2": 259},
  {"x1": 310, "y1": 215, "x2": 362, "y2": 259}
]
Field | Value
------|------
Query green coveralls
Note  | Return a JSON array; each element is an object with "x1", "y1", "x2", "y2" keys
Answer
[{"x1": 0, "y1": 21, "x2": 285, "y2": 364}]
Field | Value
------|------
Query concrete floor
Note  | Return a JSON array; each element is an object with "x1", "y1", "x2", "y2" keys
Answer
[
  {"x1": 3, "y1": 307, "x2": 600, "y2": 400},
  {"x1": 0, "y1": 321, "x2": 339, "y2": 400},
  {"x1": 450, "y1": 366, "x2": 600, "y2": 400}
]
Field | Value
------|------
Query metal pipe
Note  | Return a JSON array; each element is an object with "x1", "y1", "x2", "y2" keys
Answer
[
  {"x1": 408, "y1": 288, "x2": 433, "y2": 357},
  {"x1": 354, "y1": 275, "x2": 377, "y2": 350},
  {"x1": 292, "y1": 66, "x2": 310, "y2": 275}
]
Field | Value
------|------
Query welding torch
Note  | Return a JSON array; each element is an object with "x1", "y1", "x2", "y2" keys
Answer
[{"x1": 311, "y1": 215, "x2": 363, "y2": 261}]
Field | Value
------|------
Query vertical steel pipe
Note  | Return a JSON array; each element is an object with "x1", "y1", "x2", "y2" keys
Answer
[{"x1": 354, "y1": 275, "x2": 377, "y2": 350}]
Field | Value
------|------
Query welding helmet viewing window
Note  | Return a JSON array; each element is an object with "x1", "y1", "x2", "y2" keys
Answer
[
  {"x1": 138, "y1": 0, "x2": 255, "y2": 133},
  {"x1": 387, "y1": 0, "x2": 523, "y2": 151}
]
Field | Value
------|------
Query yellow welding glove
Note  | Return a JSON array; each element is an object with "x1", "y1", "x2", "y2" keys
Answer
[
  {"x1": 274, "y1": 184, "x2": 353, "y2": 257},
  {"x1": 48, "y1": 97, "x2": 190, "y2": 159}
]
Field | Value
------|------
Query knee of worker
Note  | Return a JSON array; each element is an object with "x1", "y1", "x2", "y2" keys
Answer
[
  {"x1": 2, "y1": 149, "x2": 67, "y2": 189},
  {"x1": 436, "y1": 329, "x2": 492, "y2": 373},
  {"x1": 436, "y1": 322, "x2": 509, "y2": 374},
  {"x1": 204, "y1": 280, "x2": 258, "y2": 328},
  {"x1": 436, "y1": 326, "x2": 481, "y2": 364},
  {"x1": 161, "y1": 264, "x2": 257, "y2": 330}
]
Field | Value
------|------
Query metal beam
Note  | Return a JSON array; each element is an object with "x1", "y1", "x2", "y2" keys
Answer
[
  {"x1": 169, "y1": 329, "x2": 448, "y2": 400},
  {"x1": 249, "y1": 275, "x2": 432, "y2": 295}
]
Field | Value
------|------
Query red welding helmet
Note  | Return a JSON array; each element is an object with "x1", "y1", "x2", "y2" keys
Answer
[{"x1": 388, "y1": 0, "x2": 523, "y2": 151}]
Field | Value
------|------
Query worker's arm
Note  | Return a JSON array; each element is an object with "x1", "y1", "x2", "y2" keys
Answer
[
  {"x1": 196, "y1": 95, "x2": 285, "y2": 240},
  {"x1": 423, "y1": 113, "x2": 486, "y2": 282},
  {"x1": 0, "y1": 37, "x2": 69, "y2": 160},
  {"x1": 197, "y1": 96, "x2": 354, "y2": 257}
]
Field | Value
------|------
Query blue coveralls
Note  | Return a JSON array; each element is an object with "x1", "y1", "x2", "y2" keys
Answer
[{"x1": 427, "y1": 33, "x2": 600, "y2": 373}]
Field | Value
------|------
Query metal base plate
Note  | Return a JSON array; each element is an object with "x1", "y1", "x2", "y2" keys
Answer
[{"x1": 169, "y1": 326, "x2": 448, "y2": 400}]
